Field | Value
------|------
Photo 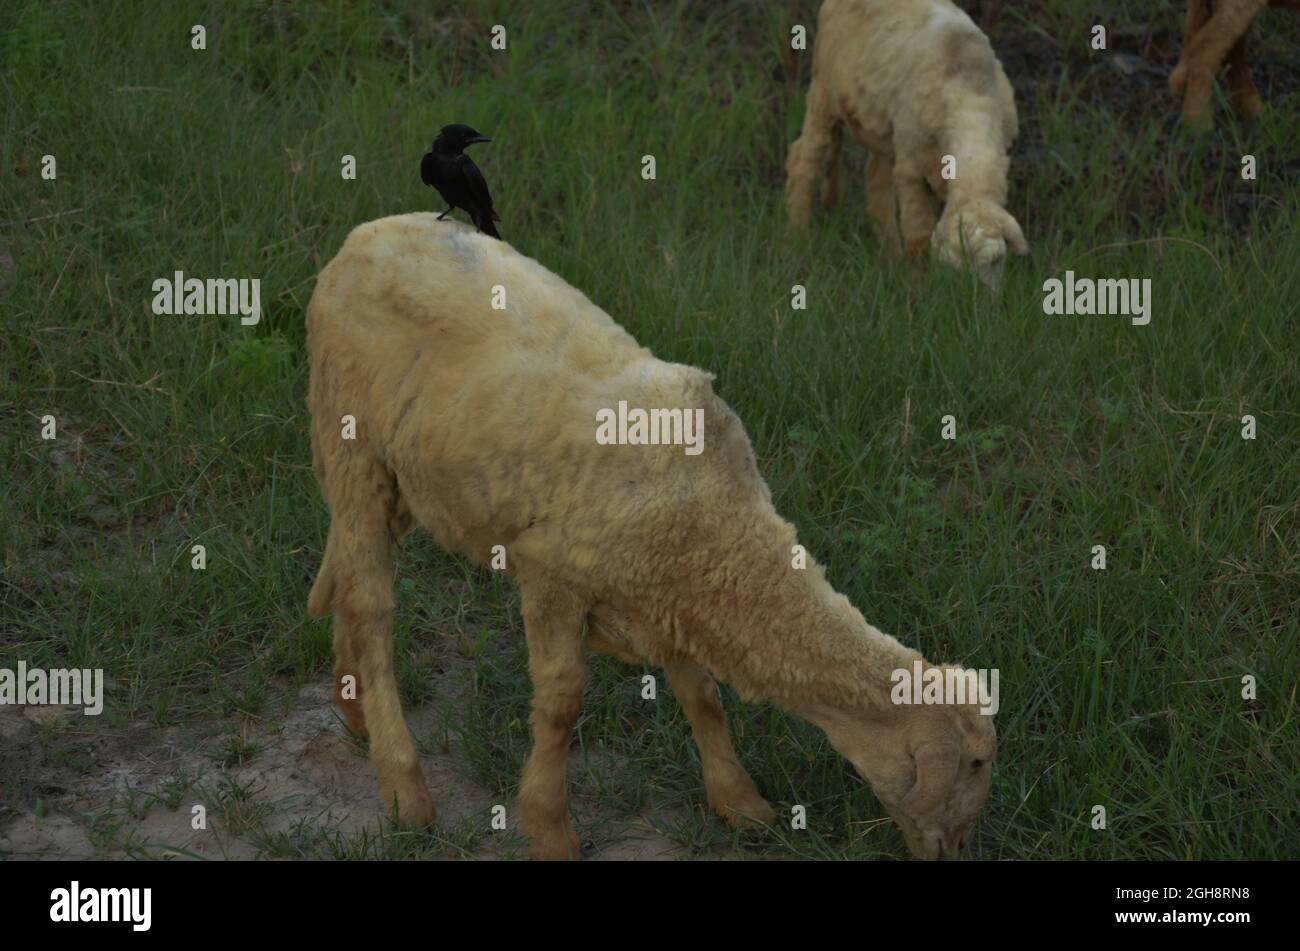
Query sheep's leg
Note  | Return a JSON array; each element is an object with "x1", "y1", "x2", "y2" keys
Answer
[
  {"x1": 894, "y1": 169, "x2": 938, "y2": 266},
  {"x1": 518, "y1": 580, "x2": 589, "y2": 860},
  {"x1": 1186, "y1": 0, "x2": 1211, "y2": 34},
  {"x1": 327, "y1": 496, "x2": 414, "y2": 737},
  {"x1": 585, "y1": 624, "x2": 775, "y2": 829},
  {"x1": 311, "y1": 465, "x2": 433, "y2": 826},
  {"x1": 1226, "y1": 32, "x2": 1263, "y2": 118},
  {"x1": 820, "y1": 123, "x2": 844, "y2": 211},
  {"x1": 664, "y1": 663, "x2": 775, "y2": 828},
  {"x1": 332, "y1": 618, "x2": 368, "y2": 738},
  {"x1": 1170, "y1": 0, "x2": 1212, "y2": 96},
  {"x1": 1175, "y1": 0, "x2": 1269, "y2": 128},
  {"x1": 865, "y1": 152, "x2": 902, "y2": 257},
  {"x1": 785, "y1": 80, "x2": 836, "y2": 234},
  {"x1": 341, "y1": 569, "x2": 434, "y2": 827}
]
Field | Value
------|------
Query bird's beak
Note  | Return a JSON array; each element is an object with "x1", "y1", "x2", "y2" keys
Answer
[{"x1": 468, "y1": 134, "x2": 492, "y2": 145}]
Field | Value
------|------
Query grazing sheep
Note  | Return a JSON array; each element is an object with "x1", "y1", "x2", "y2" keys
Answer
[
  {"x1": 305, "y1": 214, "x2": 996, "y2": 859},
  {"x1": 785, "y1": 0, "x2": 1028, "y2": 287},
  {"x1": 1170, "y1": 0, "x2": 1300, "y2": 128}
]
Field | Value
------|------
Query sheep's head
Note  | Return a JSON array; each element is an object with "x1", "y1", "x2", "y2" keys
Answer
[
  {"x1": 819, "y1": 690, "x2": 996, "y2": 859},
  {"x1": 878, "y1": 700, "x2": 996, "y2": 859},
  {"x1": 931, "y1": 198, "x2": 1028, "y2": 289}
]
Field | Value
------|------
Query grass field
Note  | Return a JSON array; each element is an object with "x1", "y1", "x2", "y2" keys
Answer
[{"x1": 1, "y1": 0, "x2": 1297, "y2": 860}]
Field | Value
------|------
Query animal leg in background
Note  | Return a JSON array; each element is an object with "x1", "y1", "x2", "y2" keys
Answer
[
  {"x1": 1172, "y1": 0, "x2": 1270, "y2": 127},
  {"x1": 785, "y1": 79, "x2": 839, "y2": 234},
  {"x1": 1225, "y1": 31, "x2": 1263, "y2": 118},
  {"x1": 821, "y1": 123, "x2": 845, "y2": 211},
  {"x1": 865, "y1": 152, "x2": 902, "y2": 256},
  {"x1": 894, "y1": 163, "x2": 939, "y2": 265}
]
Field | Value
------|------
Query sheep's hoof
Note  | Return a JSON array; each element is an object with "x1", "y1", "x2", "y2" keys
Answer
[
  {"x1": 904, "y1": 247, "x2": 930, "y2": 286},
  {"x1": 527, "y1": 823, "x2": 582, "y2": 860},
  {"x1": 1169, "y1": 62, "x2": 1187, "y2": 95},
  {"x1": 1180, "y1": 80, "x2": 1213, "y2": 130},
  {"x1": 709, "y1": 782, "x2": 777, "y2": 829},
  {"x1": 1181, "y1": 104, "x2": 1213, "y2": 132},
  {"x1": 785, "y1": 193, "x2": 813, "y2": 237},
  {"x1": 877, "y1": 236, "x2": 906, "y2": 262},
  {"x1": 717, "y1": 801, "x2": 777, "y2": 830},
  {"x1": 381, "y1": 777, "x2": 437, "y2": 827},
  {"x1": 1232, "y1": 92, "x2": 1264, "y2": 121}
]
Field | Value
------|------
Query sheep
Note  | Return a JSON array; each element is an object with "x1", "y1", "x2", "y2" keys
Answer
[
  {"x1": 304, "y1": 214, "x2": 997, "y2": 859},
  {"x1": 1170, "y1": 0, "x2": 1300, "y2": 128},
  {"x1": 785, "y1": 0, "x2": 1027, "y2": 288}
]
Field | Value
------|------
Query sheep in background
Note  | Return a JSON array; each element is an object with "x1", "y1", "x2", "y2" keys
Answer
[
  {"x1": 1170, "y1": 0, "x2": 1300, "y2": 128},
  {"x1": 785, "y1": 0, "x2": 1028, "y2": 288},
  {"x1": 305, "y1": 214, "x2": 997, "y2": 859}
]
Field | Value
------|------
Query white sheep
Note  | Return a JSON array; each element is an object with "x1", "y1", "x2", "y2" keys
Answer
[
  {"x1": 786, "y1": 0, "x2": 1028, "y2": 287},
  {"x1": 305, "y1": 214, "x2": 996, "y2": 859}
]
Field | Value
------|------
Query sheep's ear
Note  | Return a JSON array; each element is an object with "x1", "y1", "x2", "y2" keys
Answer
[
  {"x1": 902, "y1": 741, "x2": 959, "y2": 817},
  {"x1": 1003, "y1": 214, "x2": 1029, "y2": 256}
]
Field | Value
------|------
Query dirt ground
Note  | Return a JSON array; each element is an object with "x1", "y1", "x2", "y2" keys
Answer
[{"x1": 0, "y1": 675, "x2": 701, "y2": 860}]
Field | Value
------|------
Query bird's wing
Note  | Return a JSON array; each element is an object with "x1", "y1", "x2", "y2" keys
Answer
[
  {"x1": 458, "y1": 155, "x2": 500, "y2": 220},
  {"x1": 420, "y1": 152, "x2": 437, "y2": 187}
]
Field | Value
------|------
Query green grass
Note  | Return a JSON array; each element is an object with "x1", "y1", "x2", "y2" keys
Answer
[{"x1": 2, "y1": 0, "x2": 1297, "y2": 859}]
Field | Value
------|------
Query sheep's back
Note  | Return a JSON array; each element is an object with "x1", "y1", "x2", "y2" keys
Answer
[
  {"x1": 812, "y1": 0, "x2": 1009, "y2": 152},
  {"x1": 306, "y1": 215, "x2": 770, "y2": 596}
]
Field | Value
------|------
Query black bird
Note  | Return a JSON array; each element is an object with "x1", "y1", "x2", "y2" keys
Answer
[{"x1": 420, "y1": 124, "x2": 501, "y2": 239}]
